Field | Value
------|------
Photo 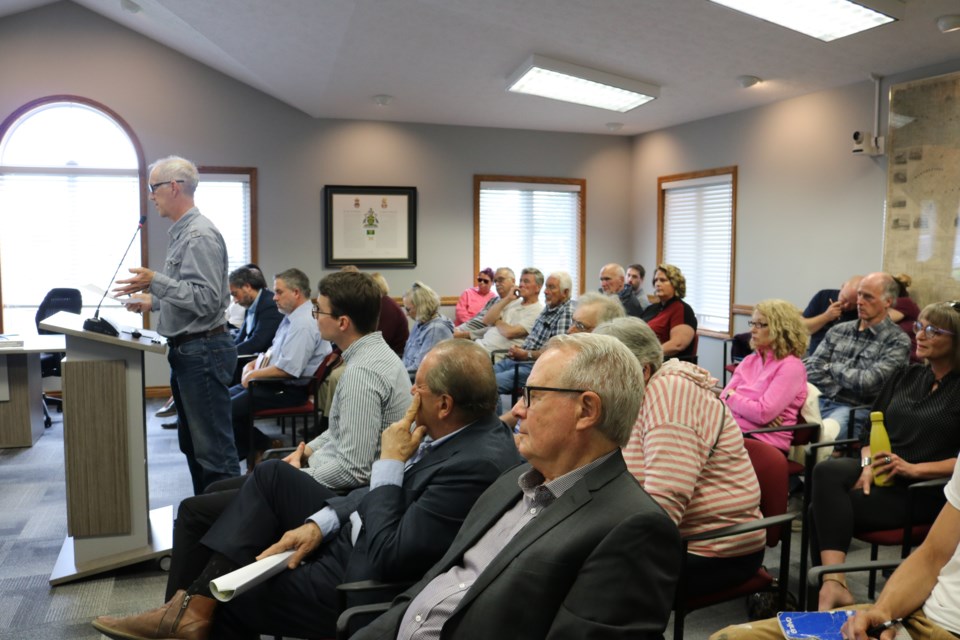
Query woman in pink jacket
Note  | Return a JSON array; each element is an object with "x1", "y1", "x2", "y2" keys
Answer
[
  {"x1": 454, "y1": 267, "x2": 496, "y2": 325},
  {"x1": 720, "y1": 299, "x2": 808, "y2": 452}
]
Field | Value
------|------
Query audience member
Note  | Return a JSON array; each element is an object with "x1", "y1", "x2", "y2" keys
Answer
[
  {"x1": 640, "y1": 263, "x2": 698, "y2": 358},
  {"x1": 625, "y1": 262, "x2": 651, "y2": 312},
  {"x1": 720, "y1": 299, "x2": 808, "y2": 452},
  {"x1": 229, "y1": 268, "x2": 331, "y2": 465},
  {"x1": 228, "y1": 264, "x2": 282, "y2": 360},
  {"x1": 599, "y1": 317, "x2": 764, "y2": 597},
  {"x1": 454, "y1": 267, "x2": 496, "y2": 325},
  {"x1": 401, "y1": 281, "x2": 454, "y2": 375},
  {"x1": 710, "y1": 456, "x2": 960, "y2": 640},
  {"x1": 473, "y1": 267, "x2": 544, "y2": 358},
  {"x1": 802, "y1": 275, "x2": 862, "y2": 355},
  {"x1": 453, "y1": 267, "x2": 514, "y2": 339},
  {"x1": 370, "y1": 272, "x2": 409, "y2": 357},
  {"x1": 568, "y1": 291, "x2": 626, "y2": 334},
  {"x1": 92, "y1": 340, "x2": 522, "y2": 640},
  {"x1": 599, "y1": 262, "x2": 644, "y2": 317},
  {"x1": 493, "y1": 271, "x2": 574, "y2": 397},
  {"x1": 115, "y1": 155, "x2": 238, "y2": 495},
  {"x1": 811, "y1": 301, "x2": 960, "y2": 611},
  {"x1": 351, "y1": 333, "x2": 681, "y2": 639},
  {"x1": 889, "y1": 272, "x2": 921, "y2": 361},
  {"x1": 804, "y1": 272, "x2": 911, "y2": 439}
]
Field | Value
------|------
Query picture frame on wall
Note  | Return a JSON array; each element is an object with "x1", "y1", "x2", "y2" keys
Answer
[{"x1": 323, "y1": 185, "x2": 417, "y2": 268}]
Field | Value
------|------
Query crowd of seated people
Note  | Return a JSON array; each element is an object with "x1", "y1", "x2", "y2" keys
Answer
[{"x1": 90, "y1": 258, "x2": 960, "y2": 639}]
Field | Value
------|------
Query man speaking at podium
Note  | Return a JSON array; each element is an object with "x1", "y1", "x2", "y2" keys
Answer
[{"x1": 115, "y1": 155, "x2": 239, "y2": 495}]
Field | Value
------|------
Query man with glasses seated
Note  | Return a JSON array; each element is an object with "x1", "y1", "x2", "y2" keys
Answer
[
  {"x1": 803, "y1": 272, "x2": 911, "y2": 440},
  {"x1": 453, "y1": 267, "x2": 515, "y2": 339},
  {"x1": 228, "y1": 268, "x2": 330, "y2": 467},
  {"x1": 567, "y1": 291, "x2": 626, "y2": 334},
  {"x1": 471, "y1": 267, "x2": 545, "y2": 360},
  {"x1": 352, "y1": 333, "x2": 681, "y2": 639}
]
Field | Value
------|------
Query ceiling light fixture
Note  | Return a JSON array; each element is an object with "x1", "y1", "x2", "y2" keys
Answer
[
  {"x1": 605, "y1": 122, "x2": 624, "y2": 132},
  {"x1": 372, "y1": 94, "x2": 394, "y2": 106},
  {"x1": 507, "y1": 54, "x2": 659, "y2": 113},
  {"x1": 737, "y1": 75, "x2": 762, "y2": 88},
  {"x1": 936, "y1": 15, "x2": 960, "y2": 33},
  {"x1": 708, "y1": 0, "x2": 903, "y2": 42}
]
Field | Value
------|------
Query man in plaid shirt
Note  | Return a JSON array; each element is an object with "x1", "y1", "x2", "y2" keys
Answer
[{"x1": 493, "y1": 271, "x2": 574, "y2": 402}]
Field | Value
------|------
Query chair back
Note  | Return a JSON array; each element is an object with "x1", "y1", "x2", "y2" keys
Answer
[
  {"x1": 35, "y1": 288, "x2": 82, "y2": 334},
  {"x1": 744, "y1": 438, "x2": 789, "y2": 547},
  {"x1": 314, "y1": 348, "x2": 342, "y2": 383}
]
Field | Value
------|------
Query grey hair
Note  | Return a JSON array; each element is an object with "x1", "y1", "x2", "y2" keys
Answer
[
  {"x1": 594, "y1": 317, "x2": 664, "y2": 376},
  {"x1": 148, "y1": 155, "x2": 200, "y2": 196},
  {"x1": 404, "y1": 281, "x2": 441, "y2": 323},
  {"x1": 423, "y1": 339, "x2": 498, "y2": 420},
  {"x1": 521, "y1": 267, "x2": 545, "y2": 287},
  {"x1": 542, "y1": 333, "x2": 644, "y2": 448},
  {"x1": 549, "y1": 271, "x2": 573, "y2": 295},
  {"x1": 496, "y1": 267, "x2": 516, "y2": 281},
  {"x1": 275, "y1": 268, "x2": 311, "y2": 299},
  {"x1": 602, "y1": 263, "x2": 626, "y2": 278},
  {"x1": 576, "y1": 292, "x2": 626, "y2": 325},
  {"x1": 876, "y1": 272, "x2": 900, "y2": 304}
]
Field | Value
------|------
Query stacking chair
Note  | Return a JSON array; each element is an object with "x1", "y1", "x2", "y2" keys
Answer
[
  {"x1": 806, "y1": 558, "x2": 903, "y2": 612},
  {"x1": 35, "y1": 287, "x2": 82, "y2": 427},
  {"x1": 721, "y1": 331, "x2": 752, "y2": 385},
  {"x1": 247, "y1": 349, "x2": 341, "y2": 470},
  {"x1": 672, "y1": 438, "x2": 797, "y2": 639}
]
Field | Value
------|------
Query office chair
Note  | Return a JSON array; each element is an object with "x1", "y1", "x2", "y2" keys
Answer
[{"x1": 35, "y1": 287, "x2": 82, "y2": 427}]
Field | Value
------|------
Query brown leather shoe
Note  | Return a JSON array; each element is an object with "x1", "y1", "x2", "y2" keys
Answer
[{"x1": 91, "y1": 589, "x2": 215, "y2": 640}]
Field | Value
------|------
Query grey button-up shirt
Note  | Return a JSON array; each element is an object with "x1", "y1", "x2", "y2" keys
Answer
[{"x1": 150, "y1": 207, "x2": 230, "y2": 337}]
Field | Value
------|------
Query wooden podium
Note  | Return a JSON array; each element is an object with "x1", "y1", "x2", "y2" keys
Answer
[{"x1": 39, "y1": 311, "x2": 172, "y2": 586}]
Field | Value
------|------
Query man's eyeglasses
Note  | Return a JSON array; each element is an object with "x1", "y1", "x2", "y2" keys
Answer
[
  {"x1": 312, "y1": 304, "x2": 336, "y2": 320},
  {"x1": 747, "y1": 321, "x2": 768, "y2": 329},
  {"x1": 522, "y1": 385, "x2": 587, "y2": 408},
  {"x1": 913, "y1": 321, "x2": 955, "y2": 339},
  {"x1": 149, "y1": 180, "x2": 185, "y2": 193},
  {"x1": 572, "y1": 320, "x2": 591, "y2": 332},
  {"x1": 477, "y1": 278, "x2": 491, "y2": 284}
]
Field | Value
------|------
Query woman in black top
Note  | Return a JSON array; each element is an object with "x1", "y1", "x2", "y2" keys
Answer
[{"x1": 812, "y1": 301, "x2": 960, "y2": 611}]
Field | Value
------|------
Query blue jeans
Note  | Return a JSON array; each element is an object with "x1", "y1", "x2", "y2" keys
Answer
[
  {"x1": 494, "y1": 359, "x2": 533, "y2": 413},
  {"x1": 169, "y1": 332, "x2": 240, "y2": 494},
  {"x1": 818, "y1": 396, "x2": 869, "y2": 440}
]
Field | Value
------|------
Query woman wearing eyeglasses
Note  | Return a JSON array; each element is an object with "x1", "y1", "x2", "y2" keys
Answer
[
  {"x1": 720, "y1": 299, "x2": 808, "y2": 452},
  {"x1": 454, "y1": 268, "x2": 496, "y2": 325},
  {"x1": 402, "y1": 281, "x2": 454, "y2": 377},
  {"x1": 812, "y1": 301, "x2": 960, "y2": 611}
]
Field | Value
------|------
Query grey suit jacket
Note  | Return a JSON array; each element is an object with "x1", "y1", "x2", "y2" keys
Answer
[{"x1": 354, "y1": 451, "x2": 681, "y2": 640}]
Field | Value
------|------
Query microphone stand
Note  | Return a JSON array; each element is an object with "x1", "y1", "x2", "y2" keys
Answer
[{"x1": 83, "y1": 216, "x2": 146, "y2": 337}]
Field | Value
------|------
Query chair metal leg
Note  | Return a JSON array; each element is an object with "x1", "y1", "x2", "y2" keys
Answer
[{"x1": 868, "y1": 543, "x2": 879, "y2": 599}]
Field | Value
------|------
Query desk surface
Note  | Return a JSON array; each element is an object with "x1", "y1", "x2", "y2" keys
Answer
[{"x1": 0, "y1": 335, "x2": 65, "y2": 354}]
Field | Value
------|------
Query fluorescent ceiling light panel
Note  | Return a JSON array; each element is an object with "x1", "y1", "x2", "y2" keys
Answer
[
  {"x1": 708, "y1": 0, "x2": 903, "y2": 42},
  {"x1": 507, "y1": 55, "x2": 659, "y2": 113}
]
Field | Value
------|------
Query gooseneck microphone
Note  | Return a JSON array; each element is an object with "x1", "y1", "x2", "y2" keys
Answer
[{"x1": 83, "y1": 215, "x2": 147, "y2": 337}]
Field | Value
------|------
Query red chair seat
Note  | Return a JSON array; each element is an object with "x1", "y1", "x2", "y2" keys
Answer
[
  {"x1": 856, "y1": 525, "x2": 931, "y2": 547},
  {"x1": 254, "y1": 401, "x2": 315, "y2": 418},
  {"x1": 685, "y1": 568, "x2": 774, "y2": 610}
]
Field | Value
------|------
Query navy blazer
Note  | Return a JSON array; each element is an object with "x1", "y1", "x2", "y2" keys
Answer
[
  {"x1": 235, "y1": 288, "x2": 283, "y2": 356},
  {"x1": 355, "y1": 452, "x2": 681, "y2": 640}
]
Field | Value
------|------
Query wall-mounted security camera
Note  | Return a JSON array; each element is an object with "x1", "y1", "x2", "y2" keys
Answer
[{"x1": 852, "y1": 130, "x2": 884, "y2": 156}]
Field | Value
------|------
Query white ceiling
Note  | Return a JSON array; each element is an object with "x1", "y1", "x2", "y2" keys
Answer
[{"x1": 5, "y1": 0, "x2": 960, "y2": 135}]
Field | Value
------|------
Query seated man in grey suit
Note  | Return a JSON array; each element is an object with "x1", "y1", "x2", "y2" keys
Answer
[
  {"x1": 356, "y1": 332, "x2": 681, "y2": 640},
  {"x1": 91, "y1": 339, "x2": 523, "y2": 640}
]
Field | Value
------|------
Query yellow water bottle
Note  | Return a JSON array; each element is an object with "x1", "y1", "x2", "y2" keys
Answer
[{"x1": 869, "y1": 411, "x2": 893, "y2": 487}]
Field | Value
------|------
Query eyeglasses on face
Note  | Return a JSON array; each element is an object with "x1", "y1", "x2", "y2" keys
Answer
[
  {"x1": 311, "y1": 303, "x2": 337, "y2": 320},
  {"x1": 913, "y1": 321, "x2": 955, "y2": 339},
  {"x1": 148, "y1": 179, "x2": 185, "y2": 193},
  {"x1": 522, "y1": 385, "x2": 588, "y2": 408},
  {"x1": 572, "y1": 320, "x2": 591, "y2": 332},
  {"x1": 747, "y1": 321, "x2": 768, "y2": 329}
]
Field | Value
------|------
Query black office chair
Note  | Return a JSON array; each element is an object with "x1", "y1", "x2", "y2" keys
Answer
[{"x1": 35, "y1": 288, "x2": 82, "y2": 427}]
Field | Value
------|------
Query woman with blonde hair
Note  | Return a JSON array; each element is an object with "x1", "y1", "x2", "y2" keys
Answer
[
  {"x1": 720, "y1": 299, "x2": 808, "y2": 452},
  {"x1": 402, "y1": 281, "x2": 454, "y2": 375}
]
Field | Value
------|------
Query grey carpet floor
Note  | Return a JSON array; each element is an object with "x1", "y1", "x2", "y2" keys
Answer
[{"x1": 0, "y1": 401, "x2": 896, "y2": 640}]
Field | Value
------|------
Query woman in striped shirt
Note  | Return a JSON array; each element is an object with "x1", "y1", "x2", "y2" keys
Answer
[
  {"x1": 596, "y1": 317, "x2": 765, "y2": 596},
  {"x1": 812, "y1": 301, "x2": 960, "y2": 611}
]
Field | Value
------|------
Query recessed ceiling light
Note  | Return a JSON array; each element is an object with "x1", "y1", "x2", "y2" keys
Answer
[
  {"x1": 737, "y1": 75, "x2": 762, "y2": 88},
  {"x1": 936, "y1": 15, "x2": 960, "y2": 33},
  {"x1": 708, "y1": 0, "x2": 903, "y2": 42},
  {"x1": 605, "y1": 122, "x2": 624, "y2": 132},
  {"x1": 507, "y1": 54, "x2": 659, "y2": 113},
  {"x1": 372, "y1": 94, "x2": 394, "y2": 106}
]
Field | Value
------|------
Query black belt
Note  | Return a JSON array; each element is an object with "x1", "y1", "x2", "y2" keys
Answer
[{"x1": 167, "y1": 324, "x2": 228, "y2": 348}]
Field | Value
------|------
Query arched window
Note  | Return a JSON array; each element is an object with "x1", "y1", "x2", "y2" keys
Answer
[{"x1": 0, "y1": 97, "x2": 146, "y2": 333}]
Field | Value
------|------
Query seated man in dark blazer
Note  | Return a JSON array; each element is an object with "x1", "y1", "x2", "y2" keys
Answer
[
  {"x1": 229, "y1": 264, "x2": 282, "y2": 382},
  {"x1": 355, "y1": 332, "x2": 681, "y2": 640},
  {"x1": 92, "y1": 339, "x2": 522, "y2": 640}
]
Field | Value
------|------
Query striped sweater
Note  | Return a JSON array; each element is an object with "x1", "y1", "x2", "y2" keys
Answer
[{"x1": 623, "y1": 359, "x2": 765, "y2": 558}]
